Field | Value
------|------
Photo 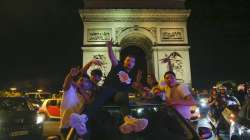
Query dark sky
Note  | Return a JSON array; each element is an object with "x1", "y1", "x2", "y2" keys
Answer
[{"x1": 0, "y1": 0, "x2": 250, "y2": 91}]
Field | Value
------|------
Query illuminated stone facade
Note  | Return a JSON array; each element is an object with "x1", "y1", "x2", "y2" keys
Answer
[{"x1": 80, "y1": 9, "x2": 192, "y2": 84}]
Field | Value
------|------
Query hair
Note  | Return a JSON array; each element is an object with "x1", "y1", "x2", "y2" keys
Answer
[
  {"x1": 147, "y1": 73, "x2": 158, "y2": 87},
  {"x1": 164, "y1": 71, "x2": 176, "y2": 78},
  {"x1": 125, "y1": 54, "x2": 136, "y2": 59},
  {"x1": 91, "y1": 69, "x2": 103, "y2": 77}
]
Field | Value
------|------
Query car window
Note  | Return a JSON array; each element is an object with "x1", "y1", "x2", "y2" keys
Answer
[
  {"x1": 103, "y1": 105, "x2": 196, "y2": 140},
  {"x1": 0, "y1": 98, "x2": 30, "y2": 112},
  {"x1": 47, "y1": 100, "x2": 61, "y2": 107},
  {"x1": 147, "y1": 107, "x2": 194, "y2": 140},
  {"x1": 27, "y1": 94, "x2": 36, "y2": 99}
]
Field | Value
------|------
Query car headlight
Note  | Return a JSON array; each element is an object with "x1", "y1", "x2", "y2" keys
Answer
[
  {"x1": 36, "y1": 114, "x2": 45, "y2": 124},
  {"x1": 199, "y1": 98, "x2": 207, "y2": 107},
  {"x1": 137, "y1": 108, "x2": 144, "y2": 114},
  {"x1": 153, "y1": 107, "x2": 158, "y2": 112},
  {"x1": 33, "y1": 104, "x2": 40, "y2": 108}
]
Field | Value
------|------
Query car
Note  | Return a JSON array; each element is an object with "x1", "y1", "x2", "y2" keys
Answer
[
  {"x1": 39, "y1": 98, "x2": 212, "y2": 140},
  {"x1": 92, "y1": 100, "x2": 211, "y2": 140},
  {"x1": 25, "y1": 92, "x2": 52, "y2": 108},
  {"x1": 0, "y1": 97, "x2": 43, "y2": 139},
  {"x1": 38, "y1": 98, "x2": 62, "y2": 139},
  {"x1": 38, "y1": 98, "x2": 61, "y2": 119},
  {"x1": 230, "y1": 99, "x2": 250, "y2": 140}
]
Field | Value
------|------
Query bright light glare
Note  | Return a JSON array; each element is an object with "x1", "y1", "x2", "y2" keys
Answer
[
  {"x1": 137, "y1": 108, "x2": 144, "y2": 114},
  {"x1": 153, "y1": 107, "x2": 158, "y2": 112},
  {"x1": 195, "y1": 107, "x2": 200, "y2": 113},
  {"x1": 36, "y1": 114, "x2": 45, "y2": 124}
]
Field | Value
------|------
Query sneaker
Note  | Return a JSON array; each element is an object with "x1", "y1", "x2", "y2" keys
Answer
[
  {"x1": 133, "y1": 118, "x2": 148, "y2": 132},
  {"x1": 69, "y1": 113, "x2": 88, "y2": 136},
  {"x1": 119, "y1": 123, "x2": 134, "y2": 134},
  {"x1": 119, "y1": 116, "x2": 148, "y2": 134}
]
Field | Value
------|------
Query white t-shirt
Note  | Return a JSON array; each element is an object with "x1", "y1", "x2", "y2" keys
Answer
[
  {"x1": 168, "y1": 84, "x2": 193, "y2": 119},
  {"x1": 60, "y1": 85, "x2": 85, "y2": 129}
]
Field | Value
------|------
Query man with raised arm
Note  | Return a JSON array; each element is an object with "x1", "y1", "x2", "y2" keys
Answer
[{"x1": 71, "y1": 40, "x2": 148, "y2": 137}]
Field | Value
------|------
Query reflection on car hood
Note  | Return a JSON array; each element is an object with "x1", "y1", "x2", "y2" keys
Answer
[{"x1": 0, "y1": 111, "x2": 36, "y2": 125}]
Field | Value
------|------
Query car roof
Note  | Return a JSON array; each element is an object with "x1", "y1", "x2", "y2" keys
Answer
[
  {"x1": 0, "y1": 96, "x2": 26, "y2": 99},
  {"x1": 25, "y1": 92, "x2": 50, "y2": 94}
]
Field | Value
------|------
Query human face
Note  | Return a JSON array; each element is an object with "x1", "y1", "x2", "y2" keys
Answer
[
  {"x1": 220, "y1": 89, "x2": 226, "y2": 96},
  {"x1": 147, "y1": 74, "x2": 154, "y2": 85},
  {"x1": 90, "y1": 74, "x2": 101, "y2": 85},
  {"x1": 164, "y1": 73, "x2": 176, "y2": 87},
  {"x1": 211, "y1": 89, "x2": 217, "y2": 96},
  {"x1": 123, "y1": 56, "x2": 135, "y2": 71}
]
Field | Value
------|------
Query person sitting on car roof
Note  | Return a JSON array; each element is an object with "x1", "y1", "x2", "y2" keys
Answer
[{"x1": 59, "y1": 67, "x2": 97, "y2": 139}]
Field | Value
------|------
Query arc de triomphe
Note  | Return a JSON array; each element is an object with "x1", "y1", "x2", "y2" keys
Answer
[{"x1": 80, "y1": 1, "x2": 191, "y2": 85}]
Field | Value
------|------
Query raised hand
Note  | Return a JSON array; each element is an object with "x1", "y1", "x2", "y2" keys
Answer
[
  {"x1": 91, "y1": 59, "x2": 103, "y2": 66},
  {"x1": 106, "y1": 39, "x2": 118, "y2": 66},
  {"x1": 117, "y1": 71, "x2": 131, "y2": 84}
]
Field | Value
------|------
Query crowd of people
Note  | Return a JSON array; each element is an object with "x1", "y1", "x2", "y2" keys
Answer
[
  {"x1": 59, "y1": 40, "x2": 197, "y2": 140},
  {"x1": 207, "y1": 83, "x2": 250, "y2": 138}
]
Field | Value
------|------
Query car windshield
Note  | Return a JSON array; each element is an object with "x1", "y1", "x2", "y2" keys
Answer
[
  {"x1": 0, "y1": 98, "x2": 30, "y2": 112},
  {"x1": 103, "y1": 105, "x2": 196, "y2": 140},
  {"x1": 27, "y1": 94, "x2": 36, "y2": 99}
]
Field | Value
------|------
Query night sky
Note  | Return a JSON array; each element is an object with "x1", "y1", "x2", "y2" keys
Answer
[{"x1": 0, "y1": 0, "x2": 250, "y2": 91}]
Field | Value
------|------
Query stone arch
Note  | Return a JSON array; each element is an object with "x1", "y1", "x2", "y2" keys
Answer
[
  {"x1": 119, "y1": 32, "x2": 155, "y2": 83},
  {"x1": 116, "y1": 26, "x2": 156, "y2": 45}
]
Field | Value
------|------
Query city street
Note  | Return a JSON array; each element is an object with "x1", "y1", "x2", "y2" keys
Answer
[{"x1": 43, "y1": 120, "x2": 61, "y2": 139}]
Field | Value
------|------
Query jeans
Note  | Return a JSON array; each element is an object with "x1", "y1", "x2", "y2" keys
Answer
[{"x1": 84, "y1": 86, "x2": 130, "y2": 118}]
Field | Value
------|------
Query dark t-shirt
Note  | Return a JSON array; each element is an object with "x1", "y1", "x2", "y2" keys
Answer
[{"x1": 103, "y1": 62, "x2": 134, "y2": 92}]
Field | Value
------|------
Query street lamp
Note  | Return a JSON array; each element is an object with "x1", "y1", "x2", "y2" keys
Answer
[
  {"x1": 37, "y1": 89, "x2": 43, "y2": 93},
  {"x1": 10, "y1": 87, "x2": 17, "y2": 92}
]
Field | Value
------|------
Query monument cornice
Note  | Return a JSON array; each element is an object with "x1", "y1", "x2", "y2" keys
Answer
[
  {"x1": 152, "y1": 46, "x2": 190, "y2": 51},
  {"x1": 80, "y1": 9, "x2": 190, "y2": 22},
  {"x1": 81, "y1": 47, "x2": 121, "y2": 52}
]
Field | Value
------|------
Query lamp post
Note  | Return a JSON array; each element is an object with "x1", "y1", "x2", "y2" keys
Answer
[
  {"x1": 37, "y1": 89, "x2": 43, "y2": 93},
  {"x1": 10, "y1": 87, "x2": 17, "y2": 92}
]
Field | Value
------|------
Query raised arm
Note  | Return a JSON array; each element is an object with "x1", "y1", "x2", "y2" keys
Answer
[
  {"x1": 80, "y1": 59, "x2": 103, "y2": 74},
  {"x1": 63, "y1": 68, "x2": 80, "y2": 91},
  {"x1": 106, "y1": 40, "x2": 118, "y2": 66}
]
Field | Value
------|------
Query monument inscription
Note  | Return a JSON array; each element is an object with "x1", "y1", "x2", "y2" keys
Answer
[
  {"x1": 160, "y1": 28, "x2": 184, "y2": 42},
  {"x1": 87, "y1": 28, "x2": 112, "y2": 42}
]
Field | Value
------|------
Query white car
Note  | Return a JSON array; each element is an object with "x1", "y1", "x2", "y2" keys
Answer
[{"x1": 38, "y1": 98, "x2": 62, "y2": 139}]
